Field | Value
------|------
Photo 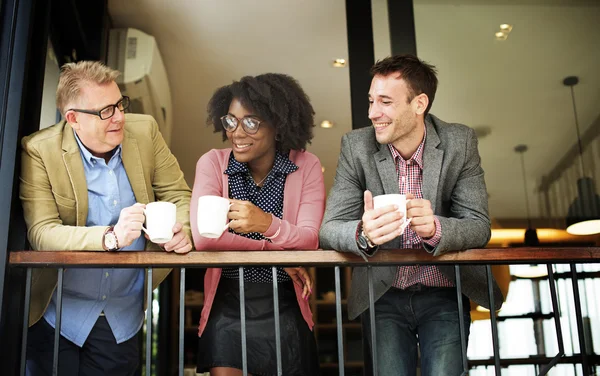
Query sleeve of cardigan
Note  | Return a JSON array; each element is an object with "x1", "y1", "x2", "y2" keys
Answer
[
  {"x1": 262, "y1": 153, "x2": 325, "y2": 250},
  {"x1": 190, "y1": 150, "x2": 283, "y2": 251}
]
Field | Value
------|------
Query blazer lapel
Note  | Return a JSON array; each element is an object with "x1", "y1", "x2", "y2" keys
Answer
[
  {"x1": 61, "y1": 123, "x2": 88, "y2": 226},
  {"x1": 374, "y1": 145, "x2": 400, "y2": 195},
  {"x1": 422, "y1": 118, "x2": 443, "y2": 213},
  {"x1": 122, "y1": 130, "x2": 150, "y2": 203}
]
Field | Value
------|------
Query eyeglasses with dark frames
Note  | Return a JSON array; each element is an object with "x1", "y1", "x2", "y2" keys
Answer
[
  {"x1": 220, "y1": 114, "x2": 262, "y2": 135},
  {"x1": 68, "y1": 96, "x2": 130, "y2": 120}
]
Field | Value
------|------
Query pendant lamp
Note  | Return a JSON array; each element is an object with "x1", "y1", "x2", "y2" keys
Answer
[
  {"x1": 515, "y1": 144, "x2": 539, "y2": 246},
  {"x1": 563, "y1": 76, "x2": 600, "y2": 235}
]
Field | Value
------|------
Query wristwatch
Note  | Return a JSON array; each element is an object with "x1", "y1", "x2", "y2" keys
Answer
[
  {"x1": 103, "y1": 226, "x2": 120, "y2": 251},
  {"x1": 356, "y1": 223, "x2": 377, "y2": 253}
]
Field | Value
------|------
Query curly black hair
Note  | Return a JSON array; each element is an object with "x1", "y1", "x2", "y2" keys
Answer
[{"x1": 207, "y1": 73, "x2": 315, "y2": 152}]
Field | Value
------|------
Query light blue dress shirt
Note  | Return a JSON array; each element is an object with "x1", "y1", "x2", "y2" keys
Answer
[{"x1": 43, "y1": 132, "x2": 146, "y2": 346}]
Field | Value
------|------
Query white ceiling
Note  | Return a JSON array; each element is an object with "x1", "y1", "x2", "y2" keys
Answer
[{"x1": 108, "y1": 0, "x2": 600, "y2": 221}]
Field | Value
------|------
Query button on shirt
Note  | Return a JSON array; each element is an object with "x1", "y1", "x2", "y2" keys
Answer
[
  {"x1": 388, "y1": 125, "x2": 453, "y2": 289},
  {"x1": 221, "y1": 151, "x2": 298, "y2": 283},
  {"x1": 43, "y1": 132, "x2": 146, "y2": 347}
]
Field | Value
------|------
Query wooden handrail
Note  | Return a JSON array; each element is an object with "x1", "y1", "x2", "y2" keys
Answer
[{"x1": 8, "y1": 247, "x2": 600, "y2": 268}]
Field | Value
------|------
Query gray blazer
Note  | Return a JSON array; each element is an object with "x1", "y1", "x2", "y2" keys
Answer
[{"x1": 319, "y1": 114, "x2": 503, "y2": 320}]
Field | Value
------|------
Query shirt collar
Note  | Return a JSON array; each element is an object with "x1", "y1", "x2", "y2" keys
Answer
[
  {"x1": 225, "y1": 150, "x2": 298, "y2": 176},
  {"x1": 73, "y1": 130, "x2": 122, "y2": 166},
  {"x1": 387, "y1": 123, "x2": 426, "y2": 169}
]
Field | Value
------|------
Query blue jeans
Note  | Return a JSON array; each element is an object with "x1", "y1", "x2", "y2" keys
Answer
[{"x1": 362, "y1": 285, "x2": 471, "y2": 376}]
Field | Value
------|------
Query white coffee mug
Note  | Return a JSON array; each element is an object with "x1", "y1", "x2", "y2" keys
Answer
[
  {"x1": 197, "y1": 195, "x2": 230, "y2": 238},
  {"x1": 373, "y1": 194, "x2": 412, "y2": 234},
  {"x1": 142, "y1": 202, "x2": 176, "y2": 243}
]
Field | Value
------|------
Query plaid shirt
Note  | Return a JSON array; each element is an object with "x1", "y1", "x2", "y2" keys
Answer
[{"x1": 388, "y1": 126, "x2": 454, "y2": 289}]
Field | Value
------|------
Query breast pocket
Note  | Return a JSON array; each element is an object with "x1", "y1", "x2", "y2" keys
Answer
[
  {"x1": 52, "y1": 190, "x2": 76, "y2": 221},
  {"x1": 52, "y1": 190, "x2": 76, "y2": 208}
]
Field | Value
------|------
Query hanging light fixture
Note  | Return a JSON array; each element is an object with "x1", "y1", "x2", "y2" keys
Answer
[
  {"x1": 563, "y1": 76, "x2": 600, "y2": 235},
  {"x1": 512, "y1": 144, "x2": 548, "y2": 279},
  {"x1": 515, "y1": 144, "x2": 539, "y2": 246}
]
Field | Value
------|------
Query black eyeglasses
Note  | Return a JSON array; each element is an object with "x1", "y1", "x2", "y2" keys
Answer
[
  {"x1": 220, "y1": 114, "x2": 262, "y2": 135},
  {"x1": 69, "y1": 96, "x2": 130, "y2": 120}
]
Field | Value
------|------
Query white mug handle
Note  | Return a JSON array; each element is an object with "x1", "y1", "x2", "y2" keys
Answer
[
  {"x1": 400, "y1": 217, "x2": 413, "y2": 234},
  {"x1": 224, "y1": 203, "x2": 233, "y2": 232},
  {"x1": 141, "y1": 208, "x2": 150, "y2": 236}
]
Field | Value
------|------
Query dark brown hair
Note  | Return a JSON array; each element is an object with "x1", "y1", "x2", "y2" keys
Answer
[{"x1": 370, "y1": 54, "x2": 438, "y2": 116}]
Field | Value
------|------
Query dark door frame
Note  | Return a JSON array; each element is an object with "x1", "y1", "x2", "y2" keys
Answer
[
  {"x1": 0, "y1": 0, "x2": 52, "y2": 373},
  {"x1": 345, "y1": 0, "x2": 416, "y2": 130}
]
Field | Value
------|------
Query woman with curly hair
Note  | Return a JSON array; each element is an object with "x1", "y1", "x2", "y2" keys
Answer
[{"x1": 191, "y1": 73, "x2": 324, "y2": 376}]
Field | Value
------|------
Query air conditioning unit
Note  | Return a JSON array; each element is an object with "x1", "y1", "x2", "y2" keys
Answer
[{"x1": 107, "y1": 28, "x2": 173, "y2": 146}]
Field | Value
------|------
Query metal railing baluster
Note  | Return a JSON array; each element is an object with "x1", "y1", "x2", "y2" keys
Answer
[
  {"x1": 239, "y1": 267, "x2": 248, "y2": 376},
  {"x1": 486, "y1": 265, "x2": 500, "y2": 376},
  {"x1": 570, "y1": 263, "x2": 589, "y2": 376},
  {"x1": 455, "y1": 265, "x2": 469, "y2": 374},
  {"x1": 20, "y1": 268, "x2": 32, "y2": 376},
  {"x1": 539, "y1": 264, "x2": 564, "y2": 376},
  {"x1": 179, "y1": 268, "x2": 185, "y2": 376},
  {"x1": 52, "y1": 268, "x2": 64, "y2": 376},
  {"x1": 146, "y1": 268, "x2": 153, "y2": 376},
  {"x1": 367, "y1": 266, "x2": 378, "y2": 376},
  {"x1": 334, "y1": 266, "x2": 345, "y2": 376},
  {"x1": 272, "y1": 267, "x2": 282, "y2": 376}
]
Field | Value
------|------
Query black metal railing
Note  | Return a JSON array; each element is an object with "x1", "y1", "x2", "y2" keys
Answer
[{"x1": 9, "y1": 247, "x2": 600, "y2": 376}]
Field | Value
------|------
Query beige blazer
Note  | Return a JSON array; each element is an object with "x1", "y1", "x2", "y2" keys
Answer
[{"x1": 19, "y1": 113, "x2": 191, "y2": 326}]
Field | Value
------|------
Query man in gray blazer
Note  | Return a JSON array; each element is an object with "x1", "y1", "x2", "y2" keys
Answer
[{"x1": 319, "y1": 54, "x2": 503, "y2": 376}]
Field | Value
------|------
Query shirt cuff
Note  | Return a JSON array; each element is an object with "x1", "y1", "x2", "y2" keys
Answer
[
  {"x1": 422, "y1": 216, "x2": 442, "y2": 247},
  {"x1": 263, "y1": 214, "x2": 281, "y2": 239}
]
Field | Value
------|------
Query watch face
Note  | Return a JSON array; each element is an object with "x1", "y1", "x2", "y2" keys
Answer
[
  {"x1": 357, "y1": 233, "x2": 368, "y2": 250},
  {"x1": 105, "y1": 233, "x2": 118, "y2": 250}
]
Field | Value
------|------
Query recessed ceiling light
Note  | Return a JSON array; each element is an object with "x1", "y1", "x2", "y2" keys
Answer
[
  {"x1": 499, "y1": 24, "x2": 513, "y2": 32},
  {"x1": 320, "y1": 120, "x2": 334, "y2": 128},
  {"x1": 332, "y1": 58, "x2": 347, "y2": 68},
  {"x1": 495, "y1": 31, "x2": 507, "y2": 40}
]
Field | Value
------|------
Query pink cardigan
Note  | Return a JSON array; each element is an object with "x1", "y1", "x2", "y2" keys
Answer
[{"x1": 191, "y1": 148, "x2": 325, "y2": 336}]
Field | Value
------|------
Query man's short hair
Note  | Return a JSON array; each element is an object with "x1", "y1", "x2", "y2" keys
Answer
[
  {"x1": 370, "y1": 54, "x2": 438, "y2": 116},
  {"x1": 56, "y1": 61, "x2": 120, "y2": 116}
]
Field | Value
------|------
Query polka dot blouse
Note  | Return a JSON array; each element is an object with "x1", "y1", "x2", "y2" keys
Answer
[{"x1": 221, "y1": 151, "x2": 298, "y2": 283}]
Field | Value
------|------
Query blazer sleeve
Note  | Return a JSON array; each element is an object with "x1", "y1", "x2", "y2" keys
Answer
[
  {"x1": 191, "y1": 151, "x2": 282, "y2": 251},
  {"x1": 262, "y1": 154, "x2": 325, "y2": 250},
  {"x1": 319, "y1": 134, "x2": 366, "y2": 257},
  {"x1": 428, "y1": 127, "x2": 491, "y2": 256},
  {"x1": 149, "y1": 119, "x2": 192, "y2": 239},
  {"x1": 19, "y1": 139, "x2": 107, "y2": 251}
]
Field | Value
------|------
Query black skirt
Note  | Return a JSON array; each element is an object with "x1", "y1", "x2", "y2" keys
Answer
[{"x1": 197, "y1": 279, "x2": 320, "y2": 376}]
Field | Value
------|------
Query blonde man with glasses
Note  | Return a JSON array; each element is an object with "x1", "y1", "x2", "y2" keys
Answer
[{"x1": 20, "y1": 60, "x2": 192, "y2": 376}]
